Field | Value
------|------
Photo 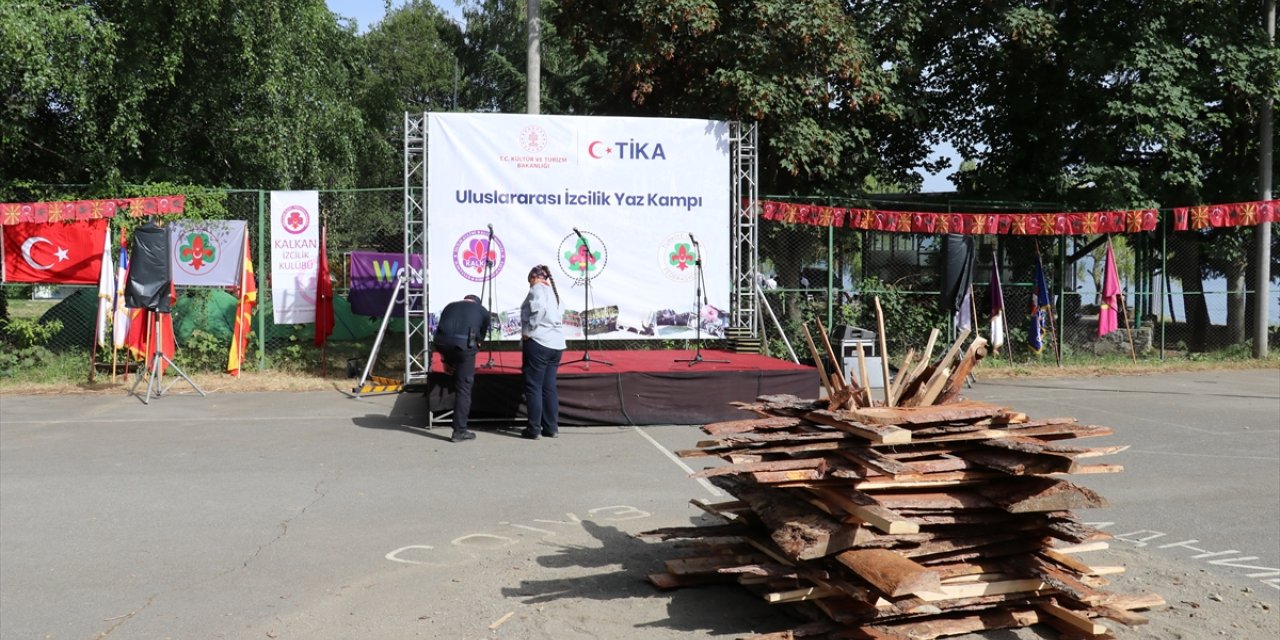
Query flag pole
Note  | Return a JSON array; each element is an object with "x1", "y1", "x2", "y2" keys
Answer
[
  {"x1": 87, "y1": 317, "x2": 99, "y2": 384},
  {"x1": 1110, "y1": 238, "x2": 1139, "y2": 364},
  {"x1": 1034, "y1": 241, "x2": 1063, "y2": 367}
]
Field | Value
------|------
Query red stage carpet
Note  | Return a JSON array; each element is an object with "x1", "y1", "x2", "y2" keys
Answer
[{"x1": 424, "y1": 349, "x2": 817, "y2": 426}]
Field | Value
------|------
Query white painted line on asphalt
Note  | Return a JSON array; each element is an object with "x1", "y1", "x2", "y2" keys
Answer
[
  {"x1": 0, "y1": 415, "x2": 371, "y2": 425},
  {"x1": 632, "y1": 426, "x2": 723, "y2": 497}
]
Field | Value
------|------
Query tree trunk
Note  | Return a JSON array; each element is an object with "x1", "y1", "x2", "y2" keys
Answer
[
  {"x1": 1226, "y1": 258, "x2": 1248, "y2": 344},
  {"x1": 1170, "y1": 235, "x2": 1210, "y2": 351}
]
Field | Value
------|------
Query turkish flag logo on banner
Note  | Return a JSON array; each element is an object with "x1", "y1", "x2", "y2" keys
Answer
[{"x1": 2, "y1": 219, "x2": 108, "y2": 284}]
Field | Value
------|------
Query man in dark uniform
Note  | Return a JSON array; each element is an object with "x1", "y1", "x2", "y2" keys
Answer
[{"x1": 434, "y1": 294, "x2": 490, "y2": 442}]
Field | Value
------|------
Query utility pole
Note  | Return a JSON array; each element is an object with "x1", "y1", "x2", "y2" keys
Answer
[
  {"x1": 1255, "y1": 0, "x2": 1275, "y2": 358},
  {"x1": 526, "y1": 0, "x2": 541, "y2": 115}
]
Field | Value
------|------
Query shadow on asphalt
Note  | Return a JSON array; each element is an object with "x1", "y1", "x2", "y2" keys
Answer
[
  {"x1": 501, "y1": 518, "x2": 798, "y2": 636},
  {"x1": 351, "y1": 414, "x2": 450, "y2": 441}
]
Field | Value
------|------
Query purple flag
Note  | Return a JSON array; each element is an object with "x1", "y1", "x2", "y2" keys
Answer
[{"x1": 348, "y1": 251, "x2": 424, "y2": 316}]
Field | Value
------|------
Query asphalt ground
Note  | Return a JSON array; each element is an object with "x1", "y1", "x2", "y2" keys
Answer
[{"x1": 1, "y1": 368, "x2": 1276, "y2": 639}]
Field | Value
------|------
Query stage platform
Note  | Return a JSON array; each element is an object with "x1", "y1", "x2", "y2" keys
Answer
[{"x1": 423, "y1": 349, "x2": 817, "y2": 427}]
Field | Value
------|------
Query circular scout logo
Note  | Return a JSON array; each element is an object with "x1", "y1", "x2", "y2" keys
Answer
[
  {"x1": 558, "y1": 231, "x2": 607, "y2": 285},
  {"x1": 281, "y1": 205, "x2": 310, "y2": 235},
  {"x1": 453, "y1": 230, "x2": 506, "y2": 282},
  {"x1": 174, "y1": 226, "x2": 223, "y2": 277},
  {"x1": 657, "y1": 233, "x2": 698, "y2": 283},
  {"x1": 519, "y1": 125, "x2": 549, "y2": 153}
]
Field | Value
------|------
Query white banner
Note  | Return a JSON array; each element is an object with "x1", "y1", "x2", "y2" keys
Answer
[
  {"x1": 427, "y1": 113, "x2": 731, "y2": 340},
  {"x1": 168, "y1": 219, "x2": 245, "y2": 287},
  {"x1": 270, "y1": 190, "x2": 320, "y2": 324}
]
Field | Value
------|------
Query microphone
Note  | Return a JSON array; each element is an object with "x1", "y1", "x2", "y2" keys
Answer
[
  {"x1": 572, "y1": 227, "x2": 584, "y2": 238},
  {"x1": 487, "y1": 223, "x2": 493, "y2": 234},
  {"x1": 689, "y1": 232, "x2": 698, "y2": 245}
]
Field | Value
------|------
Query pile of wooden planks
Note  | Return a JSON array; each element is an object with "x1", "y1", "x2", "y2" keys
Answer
[{"x1": 641, "y1": 339, "x2": 1164, "y2": 639}]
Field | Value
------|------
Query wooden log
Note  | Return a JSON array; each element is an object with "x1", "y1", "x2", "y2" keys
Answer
[
  {"x1": 692, "y1": 457, "x2": 828, "y2": 479},
  {"x1": 806, "y1": 410, "x2": 912, "y2": 444},
  {"x1": 1027, "y1": 556, "x2": 1108, "y2": 605},
  {"x1": 689, "y1": 499, "x2": 749, "y2": 520},
  {"x1": 835, "y1": 447, "x2": 917, "y2": 477},
  {"x1": 664, "y1": 553, "x2": 769, "y2": 576},
  {"x1": 886, "y1": 348, "x2": 916, "y2": 406},
  {"x1": 835, "y1": 548, "x2": 943, "y2": 597},
  {"x1": 872, "y1": 491, "x2": 997, "y2": 511},
  {"x1": 934, "y1": 336, "x2": 989, "y2": 405},
  {"x1": 844, "y1": 400, "x2": 1013, "y2": 426},
  {"x1": 873, "y1": 296, "x2": 893, "y2": 406},
  {"x1": 1095, "y1": 606, "x2": 1149, "y2": 626},
  {"x1": 751, "y1": 468, "x2": 826, "y2": 483},
  {"x1": 801, "y1": 323, "x2": 837, "y2": 400},
  {"x1": 907, "y1": 577, "x2": 1048, "y2": 602},
  {"x1": 1037, "y1": 601, "x2": 1110, "y2": 635},
  {"x1": 764, "y1": 584, "x2": 840, "y2": 603},
  {"x1": 725, "y1": 481, "x2": 884, "y2": 561},
  {"x1": 978, "y1": 477, "x2": 1110, "y2": 513},
  {"x1": 965, "y1": 448, "x2": 1079, "y2": 475},
  {"x1": 808, "y1": 487, "x2": 920, "y2": 534},
  {"x1": 862, "y1": 607, "x2": 1042, "y2": 639},
  {"x1": 702, "y1": 416, "x2": 805, "y2": 436},
  {"x1": 855, "y1": 342, "x2": 873, "y2": 406},
  {"x1": 894, "y1": 328, "x2": 940, "y2": 405},
  {"x1": 893, "y1": 422, "x2": 1115, "y2": 446},
  {"x1": 903, "y1": 329, "x2": 969, "y2": 407}
]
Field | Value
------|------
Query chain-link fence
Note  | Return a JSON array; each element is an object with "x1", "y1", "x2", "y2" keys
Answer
[
  {"x1": 755, "y1": 216, "x2": 1280, "y2": 365},
  {"x1": 2, "y1": 188, "x2": 1277, "y2": 382}
]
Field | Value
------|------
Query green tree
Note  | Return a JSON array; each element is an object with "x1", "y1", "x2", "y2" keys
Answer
[{"x1": 3, "y1": 0, "x2": 369, "y2": 190}]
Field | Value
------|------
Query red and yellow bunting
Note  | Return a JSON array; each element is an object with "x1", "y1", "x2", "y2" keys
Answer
[
  {"x1": 0, "y1": 196, "x2": 186, "y2": 226},
  {"x1": 761, "y1": 199, "x2": 1279, "y2": 234},
  {"x1": 1173, "y1": 200, "x2": 1278, "y2": 231},
  {"x1": 759, "y1": 200, "x2": 1158, "y2": 235}
]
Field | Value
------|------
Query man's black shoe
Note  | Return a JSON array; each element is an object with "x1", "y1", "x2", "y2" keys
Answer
[
  {"x1": 451, "y1": 430, "x2": 476, "y2": 443},
  {"x1": 543, "y1": 431, "x2": 558, "y2": 438},
  {"x1": 520, "y1": 430, "x2": 540, "y2": 440}
]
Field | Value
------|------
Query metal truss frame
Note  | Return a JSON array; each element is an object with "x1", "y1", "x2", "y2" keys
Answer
[
  {"x1": 390, "y1": 115, "x2": 759, "y2": 386},
  {"x1": 730, "y1": 121, "x2": 760, "y2": 338},
  {"x1": 403, "y1": 112, "x2": 430, "y2": 384}
]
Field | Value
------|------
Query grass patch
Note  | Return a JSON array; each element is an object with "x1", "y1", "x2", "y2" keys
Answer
[{"x1": 7, "y1": 299, "x2": 57, "y2": 320}]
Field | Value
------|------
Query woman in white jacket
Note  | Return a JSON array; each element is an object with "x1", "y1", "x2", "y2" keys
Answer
[{"x1": 519, "y1": 265, "x2": 566, "y2": 439}]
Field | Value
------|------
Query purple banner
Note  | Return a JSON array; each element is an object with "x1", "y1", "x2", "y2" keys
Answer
[{"x1": 348, "y1": 251, "x2": 424, "y2": 316}]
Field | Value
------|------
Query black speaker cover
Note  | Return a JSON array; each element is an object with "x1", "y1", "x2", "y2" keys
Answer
[
  {"x1": 125, "y1": 222, "x2": 172, "y2": 311},
  {"x1": 938, "y1": 234, "x2": 976, "y2": 313}
]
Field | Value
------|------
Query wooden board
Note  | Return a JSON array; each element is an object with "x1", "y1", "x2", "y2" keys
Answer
[
  {"x1": 835, "y1": 548, "x2": 943, "y2": 597},
  {"x1": 806, "y1": 410, "x2": 913, "y2": 444}
]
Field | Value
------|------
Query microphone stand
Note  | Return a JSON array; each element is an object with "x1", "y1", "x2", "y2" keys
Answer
[
  {"x1": 676, "y1": 236, "x2": 728, "y2": 366},
  {"x1": 478, "y1": 225, "x2": 510, "y2": 369},
  {"x1": 560, "y1": 229, "x2": 613, "y2": 369}
]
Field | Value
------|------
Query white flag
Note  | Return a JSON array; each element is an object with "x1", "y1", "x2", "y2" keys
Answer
[{"x1": 95, "y1": 227, "x2": 115, "y2": 346}]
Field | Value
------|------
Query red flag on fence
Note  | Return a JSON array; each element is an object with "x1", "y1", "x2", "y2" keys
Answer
[
  {"x1": 2, "y1": 219, "x2": 109, "y2": 284},
  {"x1": 314, "y1": 225, "x2": 334, "y2": 348},
  {"x1": 227, "y1": 229, "x2": 257, "y2": 376}
]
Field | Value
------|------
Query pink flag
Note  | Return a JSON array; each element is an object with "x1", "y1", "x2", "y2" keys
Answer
[{"x1": 1097, "y1": 241, "x2": 1120, "y2": 337}]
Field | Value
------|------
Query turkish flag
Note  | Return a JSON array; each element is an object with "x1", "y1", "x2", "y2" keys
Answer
[{"x1": 2, "y1": 219, "x2": 109, "y2": 284}]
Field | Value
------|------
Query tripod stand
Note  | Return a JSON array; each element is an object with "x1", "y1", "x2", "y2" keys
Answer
[
  {"x1": 477, "y1": 224, "x2": 514, "y2": 370},
  {"x1": 560, "y1": 228, "x2": 612, "y2": 369},
  {"x1": 129, "y1": 310, "x2": 206, "y2": 404},
  {"x1": 676, "y1": 235, "x2": 728, "y2": 366}
]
